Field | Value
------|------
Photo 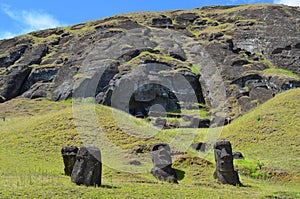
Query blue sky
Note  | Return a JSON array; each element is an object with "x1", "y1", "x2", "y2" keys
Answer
[{"x1": 0, "y1": 0, "x2": 299, "y2": 39}]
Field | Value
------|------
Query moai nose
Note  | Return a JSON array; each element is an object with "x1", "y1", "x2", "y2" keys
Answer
[{"x1": 221, "y1": 148, "x2": 230, "y2": 159}]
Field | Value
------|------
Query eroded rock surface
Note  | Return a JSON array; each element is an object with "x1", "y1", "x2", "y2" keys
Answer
[{"x1": 0, "y1": 4, "x2": 299, "y2": 120}]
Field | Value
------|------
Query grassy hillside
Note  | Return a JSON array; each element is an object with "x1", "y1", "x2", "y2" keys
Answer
[
  {"x1": 221, "y1": 88, "x2": 300, "y2": 175},
  {"x1": 0, "y1": 90, "x2": 299, "y2": 198}
]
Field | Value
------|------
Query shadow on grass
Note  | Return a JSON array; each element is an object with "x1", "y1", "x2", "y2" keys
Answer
[
  {"x1": 175, "y1": 169, "x2": 185, "y2": 181},
  {"x1": 100, "y1": 184, "x2": 120, "y2": 189}
]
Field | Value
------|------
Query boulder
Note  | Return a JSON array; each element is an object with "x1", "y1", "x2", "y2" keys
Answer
[
  {"x1": 238, "y1": 96, "x2": 256, "y2": 113},
  {"x1": 17, "y1": 44, "x2": 48, "y2": 66},
  {"x1": 249, "y1": 86, "x2": 274, "y2": 104},
  {"x1": 190, "y1": 142, "x2": 206, "y2": 152},
  {"x1": 233, "y1": 152, "x2": 245, "y2": 159},
  {"x1": 189, "y1": 117, "x2": 210, "y2": 128},
  {"x1": 152, "y1": 17, "x2": 173, "y2": 27},
  {"x1": 0, "y1": 44, "x2": 28, "y2": 68},
  {"x1": 19, "y1": 83, "x2": 51, "y2": 99},
  {"x1": 71, "y1": 145, "x2": 102, "y2": 186},
  {"x1": 20, "y1": 67, "x2": 59, "y2": 93},
  {"x1": 152, "y1": 117, "x2": 167, "y2": 129},
  {"x1": 0, "y1": 66, "x2": 31, "y2": 101},
  {"x1": 175, "y1": 13, "x2": 199, "y2": 24}
]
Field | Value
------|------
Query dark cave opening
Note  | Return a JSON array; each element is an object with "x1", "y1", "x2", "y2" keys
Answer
[{"x1": 128, "y1": 83, "x2": 181, "y2": 117}]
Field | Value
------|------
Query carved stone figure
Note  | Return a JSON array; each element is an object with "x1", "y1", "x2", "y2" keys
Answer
[
  {"x1": 61, "y1": 146, "x2": 78, "y2": 176},
  {"x1": 150, "y1": 143, "x2": 177, "y2": 183},
  {"x1": 71, "y1": 145, "x2": 102, "y2": 186},
  {"x1": 213, "y1": 140, "x2": 241, "y2": 186}
]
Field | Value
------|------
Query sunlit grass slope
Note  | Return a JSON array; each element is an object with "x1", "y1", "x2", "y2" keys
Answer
[
  {"x1": 221, "y1": 88, "x2": 300, "y2": 175},
  {"x1": 0, "y1": 92, "x2": 299, "y2": 198}
]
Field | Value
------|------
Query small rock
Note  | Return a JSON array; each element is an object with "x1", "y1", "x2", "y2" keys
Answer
[
  {"x1": 233, "y1": 152, "x2": 245, "y2": 159},
  {"x1": 190, "y1": 142, "x2": 206, "y2": 152},
  {"x1": 129, "y1": 160, "x2": 142, "y2": 166}
]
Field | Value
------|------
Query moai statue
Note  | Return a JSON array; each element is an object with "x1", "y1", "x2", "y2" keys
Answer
[
  {"x1": 213, "y1": 140, "x2": 241, "y2": 186},
  {"x1": 71, "y1": 145, "x2": 102, "y2": 186},
  {"x1": 150, "y1": 143, "x2": 177, "y2": 183},
  {"x1": 61, "y1": 146, "x2": 78, "y2": 176}
]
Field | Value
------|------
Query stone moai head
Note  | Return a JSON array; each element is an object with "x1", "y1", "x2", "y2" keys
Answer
[
  {"x1": 61, "y1": 146, "x2": 78, "y2": 176},
  {"x1": 213, "y1": 140, "x2": 241, "y2": 186},
  {"x1": 150, "y1": 143, "x2": 177, "y2": 183},
  {"x1": 71, "y1": 145, "x2": 102, "y2": 187},
  {"x1": 214, "y1": 140, "x2": 234, "y2": 172},
  {"x1": 150, "y1": 143, "x2": 172, "y2": 169}
]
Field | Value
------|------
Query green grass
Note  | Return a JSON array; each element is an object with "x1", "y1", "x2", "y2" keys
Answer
[
  {"x1": 262, "y1": 68, "x2": 300, "y2": 79},
  {"x1": 0, "y1": 90, "x2": 299, "y2": 198},
  {"x1": 221, "y1": 89, "x2": 300, "y2": 175}
]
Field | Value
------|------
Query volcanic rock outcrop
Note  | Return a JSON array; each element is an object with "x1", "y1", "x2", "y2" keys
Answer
[{"x1": 0, "y1": 4, "x2": 299, "y2": 120}]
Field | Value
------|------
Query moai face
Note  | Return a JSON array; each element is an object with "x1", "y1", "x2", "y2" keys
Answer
[
  {"x1": 61, "y1": 146, "x2": 78, "y2": 176},
  {"x1": 214, "y1": 140, "x2": 234, "y2": 172},
  {"x1": 71, "y1": 145, "x2": 102, "y2": 186},
  {"x1": 150, "y1": 143, "x2": 172, "y2": 169}
]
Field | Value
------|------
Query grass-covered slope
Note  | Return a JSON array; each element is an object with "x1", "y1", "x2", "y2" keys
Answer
[
  {"x1": 0, "y1": 90, "x2": 299, "y2": 198},
  {"x1": 221, "y1": 88, "x2": 300, "y2": 175}
]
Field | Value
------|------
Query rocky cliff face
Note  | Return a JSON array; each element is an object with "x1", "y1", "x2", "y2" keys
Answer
[{"x1": 0, "y1": 4, "x2": 299, "y2": 119}]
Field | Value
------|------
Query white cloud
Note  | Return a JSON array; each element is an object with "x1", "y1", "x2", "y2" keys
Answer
[
  {"x1": 274, "y1": 0, "x2": 300, "y2": 6},
  {"x1": 0, "y1": 4, "x2": 65, "y2": 39},
  {"x1": 21, "y1": 10, "x2": 63, "y2": 30},
  {"x1": 0, "y1": 31, "x2": 16, "y2": 39}
]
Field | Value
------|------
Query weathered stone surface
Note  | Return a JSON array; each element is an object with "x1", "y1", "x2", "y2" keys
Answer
[
  {"x1": 152, "y1": 117, "x2": 167, "y2": 129},
  {"x1": 238, "y1": 96, "x2": 256, "y2": 113},
  {"x1": 0, "y1": 66, "x2": 31, "y2": 101},
  {"x1": 71, "y1": 145, "x2": 102, "y2": 186},
  {"x1": 0, "y1": 44, "x2": 29, "y2": 68},
  {"x1": 150, "y1": 143, "x2": 177, "y2": 183},
  {"x1": 233, "y1": 152, "x2": 245, "y2": 159},
  {"x1": 192, "y1": 117, "x2": 210, "y2": 128},
  {"x1": 21, "y1": 67, "x2": 59, "y2": 93},
  {"x1": 52, "y1": 64, "x2": 78, "y2": 101},
  {"x1": 61, "y1": 146, "x2": 79, "y2": 176},
  {"x1": 213, "y1": 140, "x2": 241, "y2": 186},
  {"x1": 20, "y1": 83, "x2": 52, "y2": 99},
  {"x1": 175, "y1": 13, "x2": 199, "y2": 24},
  {"x1": 152, "y1": 17, "x2": 172, "y2": 27},
  {"x1": 249, "y1": 86, "x2": 274, "y2": 104},
  {"x1": 17, "y1": 44, "x2": 48, "y2": 66},
  {"x1": 0, "y1": 4, "x2": 298, "y2": 119}
]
